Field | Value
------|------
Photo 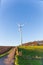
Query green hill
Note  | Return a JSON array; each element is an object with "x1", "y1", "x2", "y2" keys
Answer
[{"x1": 15, "y1": 46, "x2": 43, "y2": 65}]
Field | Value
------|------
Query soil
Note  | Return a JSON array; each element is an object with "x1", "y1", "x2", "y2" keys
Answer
[{"x1": 0, "y1": 46, "x2": 15, "y2": 54}]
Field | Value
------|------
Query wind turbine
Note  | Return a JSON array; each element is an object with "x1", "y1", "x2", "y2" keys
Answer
[{"x1": 18, "y1": 24, "x2": 24, "y2": 45}]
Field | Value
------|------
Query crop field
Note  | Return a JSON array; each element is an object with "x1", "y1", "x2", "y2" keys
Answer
[
  {"x1": 0, "y1": 46, "x2": 12, "y2": 58},
  {"x1": 15, "y1": 46, "x2": 43, "y2": 65},
  {"x1": 0, "y1": 46, "x2": 12, "y2": 54}
]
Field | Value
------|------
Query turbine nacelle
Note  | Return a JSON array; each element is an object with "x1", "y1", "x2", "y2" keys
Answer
[{"x1": 18, "y1": 24, "x2": 24, "y2": 32}]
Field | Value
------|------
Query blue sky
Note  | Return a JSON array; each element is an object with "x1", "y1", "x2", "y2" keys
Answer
[{"x1": 0, "y1": 0, "x2": 43, "y2": 46}]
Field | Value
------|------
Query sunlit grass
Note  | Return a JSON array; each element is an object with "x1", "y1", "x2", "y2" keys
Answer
[
  {"x1": 19, "y1": 46, "x2": 43, "y2": 49},
  {"x1": 15, "y1": 46, "x2": 43, "y2": 65}
]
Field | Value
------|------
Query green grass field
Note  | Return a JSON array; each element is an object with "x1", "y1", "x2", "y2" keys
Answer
[{"x1": 15, "y1": 46, "x2": 43, "y2": 65}]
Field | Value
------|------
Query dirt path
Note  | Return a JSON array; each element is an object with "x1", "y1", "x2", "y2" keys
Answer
[{"x1": 4, "y1": 48, "x2": 16, "y2": 65}]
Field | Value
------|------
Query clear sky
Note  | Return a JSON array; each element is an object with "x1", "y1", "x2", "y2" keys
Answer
[{"x1": 0, "y1": 0, "x2": 43, "y2": 46}]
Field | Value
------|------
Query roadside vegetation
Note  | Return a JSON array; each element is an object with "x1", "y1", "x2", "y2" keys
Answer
[
  {"x1": 0, "y1": 52, "x2": 8, "y2": 58},
  {"x1": 15, "y1": 46, "x2": 43, "y2": 65}
]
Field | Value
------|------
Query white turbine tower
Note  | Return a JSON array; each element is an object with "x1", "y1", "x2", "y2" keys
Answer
[{"x1": 18, "y1": 24, "x2": 24, "y2": 45}]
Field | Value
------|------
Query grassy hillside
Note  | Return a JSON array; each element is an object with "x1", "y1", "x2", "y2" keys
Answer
[{"x1": 15, "y1": 46, "x2": 43, "y2": 65}]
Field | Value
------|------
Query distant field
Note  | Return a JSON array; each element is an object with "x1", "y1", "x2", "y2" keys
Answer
[
  {"x1": 0, "y1": 46, "x2": 13, "y2": 58},
  {"x1": 0, "y1": 46, "x2": 13, "y2": 54},
  {"x1": 15, "y1": 46, "x2": 43, "y2": 65}
]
